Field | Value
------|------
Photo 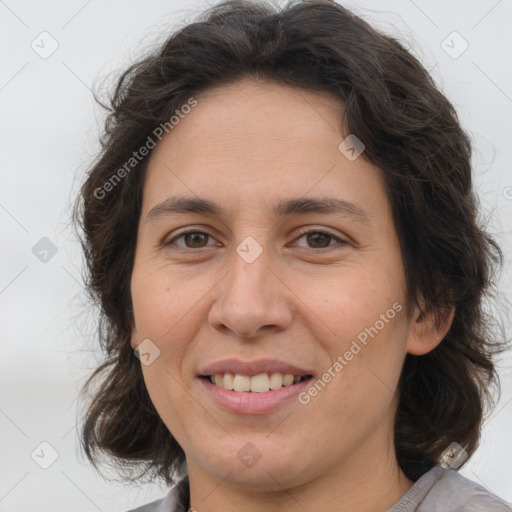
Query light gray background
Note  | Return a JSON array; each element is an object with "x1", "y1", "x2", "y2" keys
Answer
[{"x1": 1, "y1": 0, "x2": 511, "y2": 510}]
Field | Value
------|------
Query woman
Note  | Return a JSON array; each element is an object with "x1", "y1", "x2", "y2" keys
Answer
[{"x1": 74, "y1": 0, "x2": 511, "y2": 510}]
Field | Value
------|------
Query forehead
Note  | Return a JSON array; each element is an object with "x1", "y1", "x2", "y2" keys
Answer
[{"x1": 142, "y1": 78, "x2": 389, "y2": 220}]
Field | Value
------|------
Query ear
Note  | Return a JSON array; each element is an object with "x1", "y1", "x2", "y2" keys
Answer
[
  {"x1": 131, "y1": 333, "x2": 138, "y2": 351},
  {"x1": 130, "y1": 322, "x2": 139, "y2": 351},
  {"x1": 406, "y1": 303, "x2": 455, "y2": 356}
]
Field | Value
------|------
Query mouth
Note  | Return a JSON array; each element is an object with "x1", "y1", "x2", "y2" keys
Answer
[
  {"x1": 197, "y1": 358, "x2": 316, "y2": 413},
  {"x1": 199, "y1": 372, "x2": 314, "y2": 392},
  {"x1": 198, "y1": 372, "x2": 315, "y2": 414}
]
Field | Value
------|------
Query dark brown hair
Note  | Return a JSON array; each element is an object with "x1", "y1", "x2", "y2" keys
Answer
[{"x1": 74, "y1": 0, "x2": 507, "y2": 486}]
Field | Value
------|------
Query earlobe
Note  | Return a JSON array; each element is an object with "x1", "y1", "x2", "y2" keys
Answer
[
  {"x1": 130, "y1": 322, "x2": 139, "y2": 351},
  {"x1": 406, "y1": 304, "x2": 455, "y2": 356}
]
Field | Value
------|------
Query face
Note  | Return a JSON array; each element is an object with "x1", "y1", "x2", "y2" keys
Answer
[{"x1": 130, "y1": 78, "x2": 442, "y2": 491}]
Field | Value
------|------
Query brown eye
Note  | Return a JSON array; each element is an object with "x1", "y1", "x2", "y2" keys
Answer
[
  {"x1": 305, "y1": 232, "x2": 333, "y2": 248},
  {"x1": 167, "y1": 230, "x2": 215, "y2": 249},
  {"x1": 293, "y1": 229, "x2": 346, "y2": 250},
  {"x1": 183, "y1": 232, "x2": 210, "y2": 248},
  {"x1": 166, "y1": 228, "x2": 346, "y2": 251}
]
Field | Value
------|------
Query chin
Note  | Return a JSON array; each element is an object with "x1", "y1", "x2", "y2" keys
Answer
[{"x1": 191, "y1": 436, "x2": 315, "y2": 491}]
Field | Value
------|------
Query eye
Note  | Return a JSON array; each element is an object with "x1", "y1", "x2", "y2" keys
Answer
[
  {"x1": 166, "y1": 229, "x2": 218, "y2": 249},
  {"x1": 165, "y1": 228, "x2": 347, "y2": 251},
  {"x1": 292, "y1": 228, "x2": 347, "y2": 250}
]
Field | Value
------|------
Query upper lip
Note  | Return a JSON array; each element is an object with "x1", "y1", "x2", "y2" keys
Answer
[{"x1": 198, "y1": 358, "x2": 313, "y2": 377}]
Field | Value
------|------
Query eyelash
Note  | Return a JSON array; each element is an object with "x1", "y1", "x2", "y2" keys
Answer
[{"x1": 165, "y1": 227, "x2": 348, "y2": 251}]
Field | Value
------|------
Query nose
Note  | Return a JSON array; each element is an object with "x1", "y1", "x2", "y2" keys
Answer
[{"x1": 208, "y1": 250, "x2": 294, "y2": 339}]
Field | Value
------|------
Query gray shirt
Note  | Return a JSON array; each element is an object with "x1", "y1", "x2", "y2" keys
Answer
[{"x1": 126, "y1": 465, "x2": 511, "y2": 511}]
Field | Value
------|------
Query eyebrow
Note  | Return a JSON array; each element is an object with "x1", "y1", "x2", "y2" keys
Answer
[{"x1": 146, "y1": 195, "x2": 370, "y2": 224}]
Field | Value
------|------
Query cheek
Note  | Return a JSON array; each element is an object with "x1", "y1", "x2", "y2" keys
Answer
[
  {"x1": 131, "y1": 266, "x2": 201, "y2": 408},
  {"x1": 301, "y1": 260, "x2": 406, "y2": 347},
  {"x1": 131, "y1": 261, "x2": 204, "y2": 344},
  {"x1": 140, "y1": 363, "x2": 195, "y2": 447},
  {"x1": 299, "y1": 259, "x2": 408, "y2": 408},
  {"x1": 320, "y1": 305, "x2": 408, "y2": 423},
  {"x1": 130, "y1": 270, "x2": 196, "y2": 414}
]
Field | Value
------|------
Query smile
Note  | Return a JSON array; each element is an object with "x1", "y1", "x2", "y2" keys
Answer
[
  {"x1": 204, "y1": 372, "x2": 313, "y2": 392},
  {"x1": 198, "y1": 373, "x2": 314, "y2": 414}
]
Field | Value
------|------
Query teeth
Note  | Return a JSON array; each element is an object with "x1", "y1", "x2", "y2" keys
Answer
[
  {"x1": 283, "y1": 374, "x2": 294, "y2": 386},
  {"x1": 233, "y1": 374, "x2": 251, "y2": 392},
  {"x1": 250, "y1": 373, "x2": 269, "y2": 392},
  {"x1": 209, "y1": 372, "x2": 308, "y2": 392},
  {"x1": 269, "y1": 372, "x2": 283, "y2": 389},
  {"x1": 223, "y1": 372, "x2": 234, "y2": 390}
]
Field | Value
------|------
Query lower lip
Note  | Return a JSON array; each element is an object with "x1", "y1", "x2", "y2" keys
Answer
[{"x1": 198, "y1": 377, "x2": 313, "y2": 414}]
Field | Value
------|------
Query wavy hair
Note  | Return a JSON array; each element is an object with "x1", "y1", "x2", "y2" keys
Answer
[{"x1": 73, "y1": 0, "x2": 507, "y2": 486}]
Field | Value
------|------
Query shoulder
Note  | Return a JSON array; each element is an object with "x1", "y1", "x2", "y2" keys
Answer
[
  {"x1": 412, "y1": 466, "x2": 510, "y2": 511},
  {"x1": 124, "y1": 498, "x2": 164, "y2": 512},
  {"x1": 428, "y1": 466, "x2": 510, "y2": 510},
  {"x1": 124, "y1": 476, "x2": 190, "y2": 512},
  {"x1": 124, "y1": 494, "x2": 170, "y2": 512}
]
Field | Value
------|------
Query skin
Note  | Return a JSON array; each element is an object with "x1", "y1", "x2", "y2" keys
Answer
[{"x1": 130, "y1": 78, "x2": 455, "y2": 512}]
